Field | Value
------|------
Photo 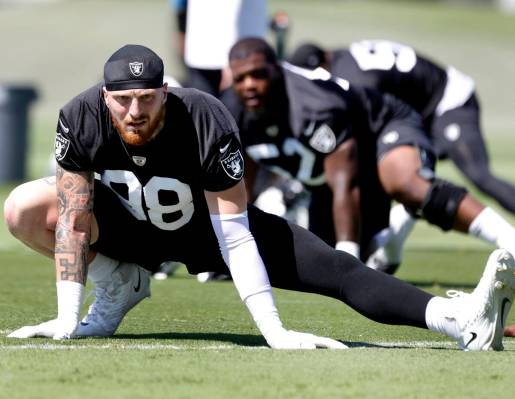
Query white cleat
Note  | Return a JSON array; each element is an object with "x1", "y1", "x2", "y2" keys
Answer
[
  {"x1": 365, "y1": 205, "x2": 416, "y2": 274},
  {"x1": 449, "y1": 249, "x2": 515, "y2": 351},
  {"x1": 196, "y1": 271, "x2": 232, "y2": 283},
  {"x1": 153, "y1": 261, "x2": 182, "y2": 280},
  {"x1": 364, "y1": 228, "x2": 401, "y2": 274},
  {"x1": 76, "y1": 262, "x2": 151, "y2": 337},
  {"x1": 196, "y1": 272, "x2": 214, "y2": 283}
]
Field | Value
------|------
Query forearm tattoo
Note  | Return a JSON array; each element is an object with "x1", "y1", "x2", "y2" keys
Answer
[{"x1": 55, "y1": 165, "x2": 94, "y2": 284}]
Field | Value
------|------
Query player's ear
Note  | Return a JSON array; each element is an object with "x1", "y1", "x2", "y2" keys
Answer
[
  {"x1": 162, "y1": 83, "x2": 168, "y2": 104},
  {"x1": 102, "y1": 87, "x2": 110, "y2": 107}
]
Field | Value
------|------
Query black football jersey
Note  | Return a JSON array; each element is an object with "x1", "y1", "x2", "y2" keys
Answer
[
  {"x1": 330, "y1": 40, "x2": 447, "y2": 122},
  {"x1": 54, "y1": 83, "x2": 243, "y2": 270},
  {"x1": 221, "y1": 62, "x2": 410, "y2": 188}
]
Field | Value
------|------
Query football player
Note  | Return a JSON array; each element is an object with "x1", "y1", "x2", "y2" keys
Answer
[
  {"x1": 288, "y1": 39, "x2": 515, "y2": 272},
  {"x1": 5, "y1": 44, "x2": 515, "y2": 350},
  {"x1": 221, "y1": 38, "x2": 515, "y2": 269}
]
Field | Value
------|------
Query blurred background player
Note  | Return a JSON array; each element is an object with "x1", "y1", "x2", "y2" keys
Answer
[
  {"x1": 169, "y1": 0, "x2": 188, "y2": 72},
  {"x1": 288, "y1": 39, "x2": 515, "y2": 271},
  {"x1": 178, "y1": 0, "x2": 267, "y2": 96},
  {"x1": 221, "y1": 38, "x2": 515, "y2": 274},
  {"x1": 269, "y1": 10, "x2": 290, "y2": 62}
]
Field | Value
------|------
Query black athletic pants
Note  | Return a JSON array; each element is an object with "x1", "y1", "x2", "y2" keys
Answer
[
  {"x1": 92, "y1": 181, "x2": 431, "y2": 330},
  {"x1": 248, "y1": 205, "x2": 431, "y2": 329},
  {"x1": 431, "y1": 94, "x2": 515, "y2": 213}
]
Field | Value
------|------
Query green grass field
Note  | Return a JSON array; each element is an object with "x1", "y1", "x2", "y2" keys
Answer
[
  {"x1": 1, "y1": 249, "x2": 515, "y2": 399},
  {"x1": 1, "y1": 1, "x2": 515, "y2": 398}
]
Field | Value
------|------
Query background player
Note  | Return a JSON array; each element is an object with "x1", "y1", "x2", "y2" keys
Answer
[
  {"x1": 221, "y1": 38, "x2": 515, "y2": 272},
  {"x1": 288, "y1": 39, "x2": 515, "y2": 271}
]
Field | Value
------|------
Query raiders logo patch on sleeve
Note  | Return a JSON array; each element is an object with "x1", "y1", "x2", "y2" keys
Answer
[
  {"x1": 309, "y1": 123, "x2": 337, "y2": 153},
  {"x1": 55, "y1": 133, "x2": 71, "y2": 161},
  {"x1": 220, "y1": 150, "x2": 244, "y2": 180}
]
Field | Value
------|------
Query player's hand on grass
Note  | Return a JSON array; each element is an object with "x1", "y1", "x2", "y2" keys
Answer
[
  {"x1": 52, "y1": 280, "x2": 84, "y2": 339},
  {"x1": 7, "y1": 318, "x2": 59, "y2": 338},
  {"x1": 52, "y1": 318, "x2": 79, "y2": 340},
  {"x1": 265, "y1": 327, "x2": 348, "y2": 349},
  {"x1": 8, "y1": 318, "x2": 78, "y2": 339}
]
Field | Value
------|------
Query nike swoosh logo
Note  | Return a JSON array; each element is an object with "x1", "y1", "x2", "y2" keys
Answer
[
  {"x1": 501, "y1": 298, "x2": 511, "y2": 327},
  {"x1": 464, "y1": 332, "x2": 477, "y2": 349},
  {"x1": 80, "y1": 322, "x2": 89, "y2": 326},
  {"x1": 59, "y1": 118, "x2": 70, "y2": 133},
  {"x1": 133, "y1": 269, "x2": 141, "y2": 292},
  {"x1": 219, "y1": 142, "x2": 230, "y2": 153}
]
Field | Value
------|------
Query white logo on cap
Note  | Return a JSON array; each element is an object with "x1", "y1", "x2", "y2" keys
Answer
[
  {"x1": 129, "y1": 62, "x2": 144, "y2": 77},
  {"x1": 382, "y1": 131, "x2": 399, "y2": 144}
]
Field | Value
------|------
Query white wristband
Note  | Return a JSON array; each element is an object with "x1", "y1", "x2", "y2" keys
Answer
[
  {"x1": 56, "y1": 280, "x2": 84, "y2": 326},
  {"x1": 244, "y1": 290, "x2": 283, "y2": 337},
  {"x1": 335, "y1": 240, "x2": 360, "y2": 258}
]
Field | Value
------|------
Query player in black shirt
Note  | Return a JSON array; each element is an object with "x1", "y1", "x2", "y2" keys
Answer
[
  {"x1": 288, "y1": 39, "x2": 515, "y2": 270},
  {"x1": 5, "y1": 44, "x2": 515, "y2": 350},
  {"x1": 222, "y1": 38, "x2": 515, "y2": 274}
]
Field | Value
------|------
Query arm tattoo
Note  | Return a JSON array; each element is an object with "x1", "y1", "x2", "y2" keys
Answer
[{"x1": 55, "y1": 165, "x2": 94, "y2": 284}]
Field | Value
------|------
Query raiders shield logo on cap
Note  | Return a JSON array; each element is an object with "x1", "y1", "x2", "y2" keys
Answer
[
  {"x1": 221, "y1": 150, "x2": 244, "y2": 180},
  {"x1": 129, "y1": 62, "x2": 144, "y2": 77},
  {"x1": 55, "y1": 133, "x2": 70, "y2": 161}
]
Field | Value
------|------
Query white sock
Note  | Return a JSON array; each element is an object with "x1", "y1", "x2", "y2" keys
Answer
[
  {"x1": 87, "y1": 253, "x2": 119, "y2": 283},
  {"x1": 390, "y1": 204, "x2": 416, "y2": 239},
  {"x1": 366, "y1": 205, "x2": 416, "y2": 266},
  {"x1": 425, "y1": 296, "x2": 459, "y2": 339},
  {"x1": 335, "y1": 240, "x2": 360, "y2": 258},
  {"x1": 468, "y1": 207, "x2": 515, "y2": 254}
]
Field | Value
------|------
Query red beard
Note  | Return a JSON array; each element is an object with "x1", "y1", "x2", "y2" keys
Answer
[{"x1": 112, "y1": 106, "x2": 166, "y2": 146}]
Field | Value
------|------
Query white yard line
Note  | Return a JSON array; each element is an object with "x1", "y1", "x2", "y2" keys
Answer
[
  {"x1": 0, "y1": 343, "x2": 258, "y2": 351},
  {"x1": 1, "y1": 341, "x2": 514, "y2": 351}
]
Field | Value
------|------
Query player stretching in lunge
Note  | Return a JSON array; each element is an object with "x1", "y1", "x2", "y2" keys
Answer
[{"x1": 288, "y1": 39, "x2": 515, "y2": 276}]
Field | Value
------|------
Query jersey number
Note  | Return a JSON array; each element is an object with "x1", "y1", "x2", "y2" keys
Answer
[
  {"x1": 350, "y1": 40, "x2": 417, "y2": 73},
  {"x1": 101, "y1": 170, "x2": 194, "y2": 231},
  {"x1": 247, "y1": 138, "x2": 324, "y2": 185}
]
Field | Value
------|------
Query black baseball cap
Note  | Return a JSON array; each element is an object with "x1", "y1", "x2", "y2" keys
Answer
[{"x1": 104, "y1": 44, "x2": 164, "y2": 91}]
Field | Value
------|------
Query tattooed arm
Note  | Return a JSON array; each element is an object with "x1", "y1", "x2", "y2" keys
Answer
[
  {"x1": 55, "y1": 165, "x2": 94, "y2": 284},
  {"x1": 53, "y1": 165, "x2": 94, "y2": 339},
  {"x1": 7, "y1": 169, "x2": 94, "y2": 340}
]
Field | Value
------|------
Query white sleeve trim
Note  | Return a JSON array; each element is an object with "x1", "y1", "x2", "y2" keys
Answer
[
  {"x1": 210, "y1": 211, "x2": 283, "y2": 336},
  {"x1": 210, "y1": 211, "x2": 272, "y2": 300}
]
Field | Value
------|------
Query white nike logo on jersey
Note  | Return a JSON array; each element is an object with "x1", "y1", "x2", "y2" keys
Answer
[
  {"x1": 59, "y1": 118, "x2": 70, "y2": 133},
  {"x1": 219, "y1": 143, "x2": 230, "y2": 153}
]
